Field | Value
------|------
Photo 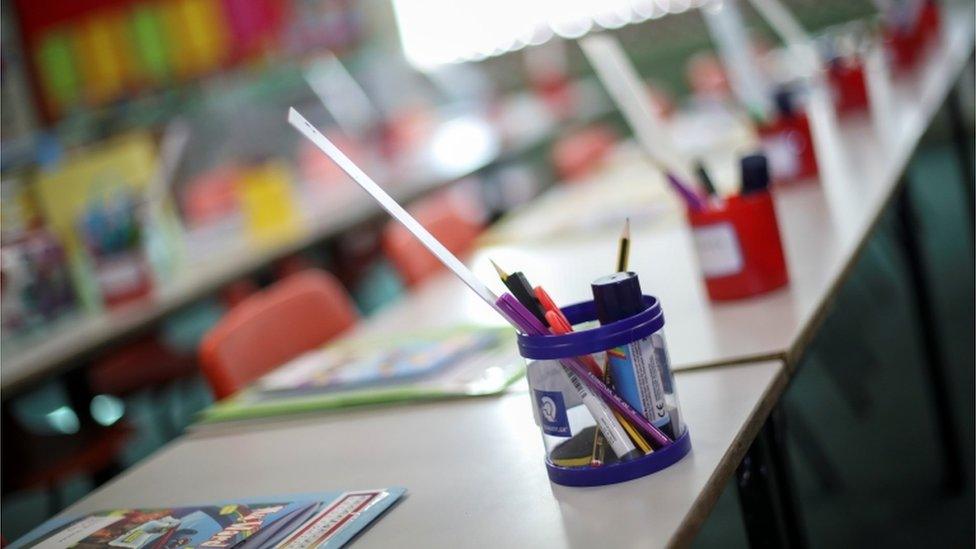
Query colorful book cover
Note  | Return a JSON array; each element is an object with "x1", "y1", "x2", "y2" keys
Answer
[
  {"x1": 32, "y1": 132, "x2": 185, "y2": 311},
  {"x1": 10, "y1": 489, "x2": 405, "y2": 549},
  {"x1": 201, "y1": 326, "x2": 524, "y2": 423}
]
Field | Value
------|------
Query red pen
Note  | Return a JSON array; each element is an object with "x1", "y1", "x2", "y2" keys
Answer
[
  {"x1": 544, "y1": 311, "x2": 604, "y2": 378},
  {"x1": 534, "y1": 286, "x2": 571, "y2": 328}
]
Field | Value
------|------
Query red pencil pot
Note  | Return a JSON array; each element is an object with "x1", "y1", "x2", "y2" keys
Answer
[
  {"x1": 918, "y1": 0, "x2": 941, "y2": 43},
  {"x1": 757, "y1": 113, "x2": 818, "y2": 184},
  {"x1": 884, "y1": 0, "x2": 942, "y2": 73},
  {"x1": 687, "y1": 192, "x2": 788, "y2": 301},
  {"x1": 828, "y1": 59, "x2": 869, "y2": 115},
  {"x1": 883, "y1": 25, "x2": 923, "y2": 72}
]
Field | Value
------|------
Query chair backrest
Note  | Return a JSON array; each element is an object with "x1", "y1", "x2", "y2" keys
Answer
[
  {"x1": 550, "y1": 124, "x2": 618, "y2": 182},
  {"x1": 199, "y1": 269, "x2": 359, "y2": 400},
  {"x1": 382, "y1": 186, "x2": 484, "y2": 287}
]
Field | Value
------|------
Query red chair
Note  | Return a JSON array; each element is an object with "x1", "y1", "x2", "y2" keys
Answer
[
  {"x1": 199, "y1": 270, "x2": 359, "y2": 400},
  {"x1": 89, "y1": 338, "x2": 197, "y2": 398},
  {"x1": 382, "y1": 187, "x2": 485, "y2": 287},
  {"x1": 87, "y1": 336, "x2": 198, "y2": 439},
  {"x1": 550, "y1": 124, "x2": 619, "y2": 182}
]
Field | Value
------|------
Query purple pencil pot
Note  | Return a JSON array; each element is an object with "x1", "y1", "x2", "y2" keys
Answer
[{"x1": 517, "y1": 296, "x2": 691, "y2": 487}]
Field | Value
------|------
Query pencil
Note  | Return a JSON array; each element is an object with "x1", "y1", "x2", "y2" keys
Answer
[
  {"x1": 490, "y1": 258, "x2": 509, "y2": 283},
  {"x1": 695, "y1": 160, "x2": 718, "y2": 196},
  {"x1": 490, "y1": 259, "x2": 548, "y2": 325},
  {"x1": 616, "y1": 218, "x2": 630, "y2": 272}
]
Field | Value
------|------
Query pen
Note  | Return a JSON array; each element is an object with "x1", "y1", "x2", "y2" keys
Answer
[
  {"x1": 543, "y1": 308, "x2": 611, "y2": 465},
  {"x1": 534, "y1": 286, "x2": 570, "y2": 333},
  {"x1": 545, "y1": 309, "x2": 653, "y2": 455},
  {"x1": 497, "y1": 293, "x2": 671, "y2": 448},
  {"x1": 491, "y1": 259, "x2": 548, "y2": 325},
  {"x1": 695, "y1": 160, "x2": 718, "y2": 197},
  {"x1": 543, "y1": 310, "x2": 603, "y2": 377},
  {"x1": 666, "y1": 171, "x2": 707, "y2": 212},
  {"x1": 497, "y1": 293, "x2": 642, "y2": 461}
]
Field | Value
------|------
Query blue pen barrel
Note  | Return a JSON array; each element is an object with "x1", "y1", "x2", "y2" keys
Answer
[{"x1": 517, "y1": 295, "x2": 691, "y2": 487}]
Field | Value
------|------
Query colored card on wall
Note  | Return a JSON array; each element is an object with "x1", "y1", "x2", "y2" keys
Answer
[
  {"x1": 236, "y1": 161, "x2": 303, "y2": 246},
  {"x1": 131, "y1": 4, "x2": 172, "y2": 85},
  {"x1": 35, "y1": 30, "x2": 80, "y2": 114}
]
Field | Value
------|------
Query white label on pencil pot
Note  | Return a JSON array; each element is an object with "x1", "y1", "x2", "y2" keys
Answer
[
  {"x1": 527, "y1": 360, "x2": 583, "y2": 427},
  {"x1": 763, "y1": 131, "x2": 801, "y2": 181},
  {"x1": 693, "y1": 222, "x2": 744, "y2": 278}
]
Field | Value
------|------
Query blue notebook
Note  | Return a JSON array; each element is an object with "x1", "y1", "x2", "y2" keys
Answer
[{"x1": 201, "y1": 327, "x2": 524, "y2": 423}]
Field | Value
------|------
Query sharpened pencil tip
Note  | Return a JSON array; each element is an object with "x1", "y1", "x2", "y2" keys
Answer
[{"x1": 489, "y1": 259, "x2": 508, "y2": 281}]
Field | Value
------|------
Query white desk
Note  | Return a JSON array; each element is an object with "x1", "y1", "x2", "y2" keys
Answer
[
  {"x1": 61, "y1": 360, "x2": 785, "y2": 548},
  {"x1": 345, "y1": 6, "x2": 975, "y2": 373}
]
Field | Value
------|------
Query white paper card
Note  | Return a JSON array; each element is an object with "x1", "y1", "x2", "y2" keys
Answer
[{"x1": 693, "y1": 222, "x2": 744, "y2": 277}]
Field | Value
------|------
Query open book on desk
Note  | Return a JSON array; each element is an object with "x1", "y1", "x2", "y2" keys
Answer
[
  {"x1": 11, "y1": 489, "x2": 405, "y2": 549},
  {"x1": 200, "y1": 326, "x2": 523, "y2": 423}
]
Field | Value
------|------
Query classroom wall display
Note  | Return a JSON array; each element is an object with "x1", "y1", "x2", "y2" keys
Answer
[
  {"x1": 32, "y1": 132, "x2": 182, "y2": 311},
  {"x1": 13, "y1": 0, "x2": 363, "y2": 122}
]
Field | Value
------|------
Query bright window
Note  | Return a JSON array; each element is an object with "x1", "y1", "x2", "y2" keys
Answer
[{"x1": 392, "y1": 0, "x2": 699, "y2": 69}]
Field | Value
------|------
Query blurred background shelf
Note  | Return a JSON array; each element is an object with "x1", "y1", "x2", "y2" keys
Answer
[{"x1": 0, "y1": 80, "x2": 613, "y2": 395}]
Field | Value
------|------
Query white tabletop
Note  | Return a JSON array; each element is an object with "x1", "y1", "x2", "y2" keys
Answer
[
  {"x1": 61, "y1": 360, "x2": 785, "y2": 548},
  {"x1": 340, "y1": 6, "x2": 975, "y2": 373}
]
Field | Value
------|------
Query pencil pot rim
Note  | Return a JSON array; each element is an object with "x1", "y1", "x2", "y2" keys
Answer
[
  {"x1": 518, "y1": 296, "x2": 692, "y2": 487},
  {"x1": 516, "y1": 295, "x2": 663, "y2": 359},
  {"x1": 687, "y1": 191, "x2": 789, "y2": 301}
]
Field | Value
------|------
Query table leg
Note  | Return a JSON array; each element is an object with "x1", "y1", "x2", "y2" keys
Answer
[
  {"x1": 783, "y1": 402, "x2": 843, "y2": 493},
  {"x1": 63, "y1": 367, "x2": 125, "y2": 489},
  {"x1": 894, "y1": 184, "x2": 964, "y2": 492},
  {"x1": 736, "y1": 407, "x2": 808, "y2": 549},
  {"x1": 63, "y1": 367, "x2": 99, "y2": 430},
  {"x1": 945, "y1": 84, "x2": 974, "y2": 236}
]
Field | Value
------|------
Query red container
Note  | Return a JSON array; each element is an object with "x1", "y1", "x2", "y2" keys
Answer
[
  {"x1": 883, "y1": 0, "x2": 942, "y2": 73},
  {"x1": 686, "y1": 192, "x2": 788, "y2": 301},
  {"x1": 918, "y1": 0, "x2": 941, "y2": 41},
  {"x1": 758, "y1": 112, "x2": 818, "y2": 184},
  {"x1": 828, "y1": 59, "x2": 869, "y2": 115}
]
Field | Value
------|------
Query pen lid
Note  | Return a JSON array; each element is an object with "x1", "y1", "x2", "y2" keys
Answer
[
  {"x1": 740, "y1": 153, "x2": 770, "y2": 195},
  {"x1": 592, "y1": 272, "x2": 645, "y2": 324}
]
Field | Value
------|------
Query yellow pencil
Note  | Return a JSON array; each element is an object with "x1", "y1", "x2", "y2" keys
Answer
[{"x1": 616, "y1": 218, "x2": 630, "y2": 272}]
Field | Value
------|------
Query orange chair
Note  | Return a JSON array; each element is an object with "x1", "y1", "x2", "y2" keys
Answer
[
  {"x1": 199, "y1": 270, "x2": 359, "y2": 400},
  {"x1": 382, "y1": 186, "x2": 485, "y2": 287}
]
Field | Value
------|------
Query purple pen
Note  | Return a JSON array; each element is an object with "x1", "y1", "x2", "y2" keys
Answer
[
  {"x1": 497, "y1": 293, "x2": 672, "y2": 448},
  {"x1": 667, "y1": 171, "x2": 707, "y2": 212}
]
